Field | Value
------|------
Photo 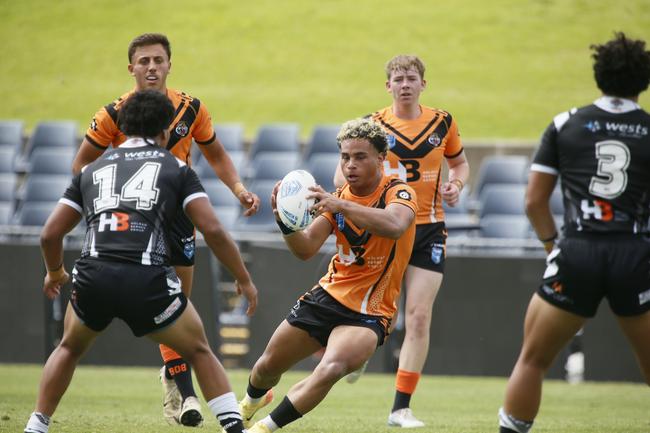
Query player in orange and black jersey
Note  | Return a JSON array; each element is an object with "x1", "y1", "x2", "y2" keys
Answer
[
  {"x1": 498, "y1": 33, "x2": 650, "y2": 433},
  {"x1": 334, "y1": 55, "x2": 470, "y2": 427},
  {"x1": 236, "y1": 119, "x2": 417, "y2": 433},
  {"x1": 69, "y1": 33, "x2": 260, "y2": 427}
]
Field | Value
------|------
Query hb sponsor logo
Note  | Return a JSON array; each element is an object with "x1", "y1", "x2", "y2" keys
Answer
[{"x1": 97, "y1": 212, "x2": 129, "y2": 232}]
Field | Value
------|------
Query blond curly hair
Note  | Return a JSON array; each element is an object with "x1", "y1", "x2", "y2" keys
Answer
[{"x1": 336, "y1": 118, "x2": 388, "y2": 153}]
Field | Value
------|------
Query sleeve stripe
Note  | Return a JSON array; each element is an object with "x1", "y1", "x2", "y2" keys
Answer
[
  {"x1": 445, "y1": 147, "x2": 464, "y2": 159},
  {"x1": 59, "y1": 198, "x2": 83, "y2": 214},
  {"x1": 85, "y1": 134, "x2": 109, "y2": 150},
  {"x1": 530, "y1": 163, "x2": 559, "y2": 175},
  {"x1": 196, "y1": 132, "x2": 216, "y2": 145},
  {"x1": 183, "y1": 192, "x2": 209, "y2": 209}
]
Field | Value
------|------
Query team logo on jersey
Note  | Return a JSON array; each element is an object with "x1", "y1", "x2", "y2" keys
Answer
[
  {"x1": 90, "y1": 118, "x2": 98, "y2": 131},
  {"x1": 387, "y1": 134, "x2": 396, "y2": 149},
  {"x1": 397, "y1": 189, "x2": 412, "y2": 201},
  {"x1": 584, "y1": 120, "x2": 601, "y2": 132},
  {"x1": 427, "y1": 133, "x2": 442, "y2": 147},
  {"x1": 105, "y1": 152, "x2": 120, "y2": 161},
  {"x1": 175, "y1": 121, "x2": 189, "y2": 137}
]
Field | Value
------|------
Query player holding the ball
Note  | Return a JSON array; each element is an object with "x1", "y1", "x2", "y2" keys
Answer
[{"x1": 239, "y1": 118, "x2": 418, "y2": 433}]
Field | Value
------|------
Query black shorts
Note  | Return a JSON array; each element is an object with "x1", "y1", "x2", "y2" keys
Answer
[
  {"x1": 537, "y1": 234, "x2": 650, "y2": 317},
  {"x1": 71, "y1": 259, "x2": 188, "y2": 337},
  {"x1": 408, "y1": 222, "x2": 447, "y2": 273},
  {"x1": 286, "y1": 286, "x2": 387, "y2": 347},
  {"x1": 169, "y1": 212, "x2": 196, "y2": 267}
]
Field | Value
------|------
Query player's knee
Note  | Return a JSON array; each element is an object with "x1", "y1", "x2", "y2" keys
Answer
[
  {"x1": 57, "y1": 339, "x2": 86, "y2": 359},
  {"x1": 313, "y1": 359, "x2": 347, "y2": 384},
  {"x1": 519, "y1": 349, "x2": 554, "y2": 372},
  {"x1": 253, "y1": 353, "x2": 284, "y2": 379},
  {"x1": 406, "y1": 310, "x2": 431, "y2": 338}
]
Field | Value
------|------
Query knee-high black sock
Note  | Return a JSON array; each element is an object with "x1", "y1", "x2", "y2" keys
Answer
[
  {"x1": 269, "y1": 396, "x2": 302, "y2": 428},
  {"x1": 165, "y1": 358, "x2": 197, "y2": 401}
]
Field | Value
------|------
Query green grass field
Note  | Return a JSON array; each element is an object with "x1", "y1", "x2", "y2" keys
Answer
[
  {"x1": 1, "y1": 1, "x2": 649, "y2": 140},
  {"x1": 1, "y1": 364, "x2": 648, "y2": 433}
]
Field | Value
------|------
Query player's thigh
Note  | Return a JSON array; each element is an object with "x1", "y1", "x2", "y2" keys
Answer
[
  {"x1": 403, "y1": 265, "x2": 443, "y2": 316},
  {"x1": 520, "y1": 294, "x2": 586, "y2": 367},
  {"x1": 258, "y1": 320, "x2": 322, "y2": 371},
  {"x1": 174, "y1": 265, "x2": 194, "y2": 297},
  {"x1": 60, "y1": 302, "x2": 100, "y2": 355},
  {"x1": 616, "y1": 310, "x2": 650, "y2": 379},
  {"x1": 324, "y1": 325, "x2": 378, "y2": 371},
  {"x1": 148, "y1": 301, "x2": 209, "y2": 355}
]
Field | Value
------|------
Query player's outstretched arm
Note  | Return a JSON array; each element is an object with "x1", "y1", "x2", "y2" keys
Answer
[
  {"x1": 72, "y1": 138, "x2": 105, "y2": 174},
  {"x1": 199, "y1": 138, "x2": 261, "y2": 216},
  {"x1": 270, "y1": 181, "x2": 332, "y2": 260},
  {"x1": 309, "y1": 185, "x2": 415, "y2": 239},
  {"x1": 184, "y1": 196, "x2": 258, "y2": 315},
  {"x1": 526, "y1": 170, "x2": 559, "y2": 253},
  {"x1": 40, "y1": 203, "x2": 82, "y2": 299}
]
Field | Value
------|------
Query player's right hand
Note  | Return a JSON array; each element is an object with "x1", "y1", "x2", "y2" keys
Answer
[
  {"x1": 43, "y1": 270, "x2": 70, "y2": 300},
  {"x1": 236, "y1": 280, "x2": 258, "y2": 316},
  {"x1": 270, "y1": 181, "x2": 282, "y2": 220}
]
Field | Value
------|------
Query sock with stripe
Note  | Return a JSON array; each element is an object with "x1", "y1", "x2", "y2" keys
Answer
[
  {"x1": 207, "y1": 392, "x2": 245, "y2": 433},
  {"x1": 391, "y1": 369, "x2": 420, "y2": 412},
  {"x1": 24, "y1": 412, "x2": 50, "y2": 433},
  {"x1": 268, "y1": 396, "x2": 302, "y2": 428},
  {"x1": 498, "y1": 407, "x2": 533, "y2": 433}
]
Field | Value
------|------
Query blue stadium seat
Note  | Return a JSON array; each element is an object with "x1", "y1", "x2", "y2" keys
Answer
[
  {"x1": 29, "y1": 148, "x2": 75, "y2": 175},
  {"x1": 0, "y1": 146, "x2": 16, "y2": 173},
  {"x1": 234, "y1": 180, "x2": 279, "y2": 232},
  {"x1": 202, "y1": 179, "x2": 240, "y2": 207},
  {"x1": 248, "y1": 152, "x2": 300, "y2": 181},
  {"x1": 23, "y1": 175, "x2": 70, "y2": 202},
  {"x1": 15, "y1": 201, "x2": 58, "y2": 226},
  {"x1": 0, "y1": 174, "x2": 17, "y2": 202},
  {"x1": 27, "y1": 121, "x2": 78, "y2": 157},
  {"x1": 0, "y1": 202, "x2": 13, "y2": 225},
  {"x1": 479, "y1": 184, "x2": 526, "y2": 218},
  {"x1": 443, "y1": 187, "x2": 471, "y2": 215},
  {"x1": 250, "y1": 123, "x2": 300, "y2": 158},
  {"x1": 474, "y1": 155, "x2": 529, "y2": 197},
  {"x1": 194, "y1": 151, "x2": 247, "y2": 181},
  {"x1": 213, "y1": 206, "x2": 240, "y2": 231},
  {"x1": 214, "y1": 123, "x2": 244, "y2": 152},
  {"x1": 0, "y1": 120, "x2": 24, "y2": 150},
  {"x1": 479, "y1": 214, "x2": 531, "y2": 239},
  {"x1": 305, "y1": 153, "x2": 339, "y2": 193},
  {"x1": 304, "y1": 124, "x2": 340, "y2": 160}
]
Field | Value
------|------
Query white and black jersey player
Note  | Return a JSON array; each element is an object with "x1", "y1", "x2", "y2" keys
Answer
[
  {"x1": 499, "y1": 33, "x2": 650, "y2": 433},
  {"x1": 24, "y1": 90, "x2": 257, "y2": 433}
]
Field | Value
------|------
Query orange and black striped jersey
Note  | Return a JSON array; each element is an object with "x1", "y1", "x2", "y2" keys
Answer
[
  {"x1": 85, "y1": 88, "x2": 215, "y2": 165},
  {"x1": 371, "y1": 105, "x2": 463, "y2": 224},
  {"x1": 318, "y1": 176, "x2": 417, "y2": 320}
]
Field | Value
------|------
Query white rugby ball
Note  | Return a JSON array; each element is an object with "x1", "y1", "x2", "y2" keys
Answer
[{"x1": 277, "y1": 169, "x2": 317, "y2": 231}]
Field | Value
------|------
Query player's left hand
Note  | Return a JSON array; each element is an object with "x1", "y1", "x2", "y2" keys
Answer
[
  {"x1": 441, "y1": 181, "x2": 460, "y2": 207},
  {"x1": 240, "y1": 190, "x2": 261, "y2": 217},
  {"x1": 307, "y1": 185, "x2": 344, "y2": 217},
  {"x1": 235, "y1": 279, "x2": 258, "y2": 316},
  {"x1": 43, "y1": 269, "x2": 70, "y2": 300}
]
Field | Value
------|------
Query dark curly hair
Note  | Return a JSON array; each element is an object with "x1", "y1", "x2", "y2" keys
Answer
[
  {"x1": 117, "y1": 90, "x2": 174, "y2": 139},
  {"x1": 591, "y1": 32, "x2": 650, "y2": 98}
]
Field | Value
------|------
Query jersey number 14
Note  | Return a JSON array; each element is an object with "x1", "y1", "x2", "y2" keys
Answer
[{"x1": 92, "y1": 162, "x2": 161, "y2": 213}]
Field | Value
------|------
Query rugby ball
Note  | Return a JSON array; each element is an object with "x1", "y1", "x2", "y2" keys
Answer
[{"x1": 277, "y1": 170, "x2": 317, "y2": 231}]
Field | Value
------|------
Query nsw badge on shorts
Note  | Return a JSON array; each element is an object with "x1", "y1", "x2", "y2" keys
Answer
[
  {"x1": 431, "y1": 243, "x2": 444, "y2": 265},
  {"x1": 183, "y1": 240, "x2": 195, "y2": 259}
]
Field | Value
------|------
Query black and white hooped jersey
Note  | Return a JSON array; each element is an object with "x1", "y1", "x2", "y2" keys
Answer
[
  {"x1": 60, "y1": 138, "x2": 207, "y2": 265},
  {"x1": 532, "y1": 96, "x2": 650, "y2": 235}
]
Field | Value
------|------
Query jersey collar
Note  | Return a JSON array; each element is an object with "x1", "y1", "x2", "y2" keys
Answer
[
  {"x1": 594, "y1": 96, "x2": 641, "y2": 113},
  {"x1": 121, "y1": 137, "x2": 157, "y2": 148}
]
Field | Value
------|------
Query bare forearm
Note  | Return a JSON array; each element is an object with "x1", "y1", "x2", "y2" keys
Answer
[
  {"x1": 205, "y1": 153, "x2": 241, "y2": 192},
  {"x1": 203, "y1": 228, "x2": 251, "y2": 283},
  {"x1": 526, "y1": 202, "x2": 557, "y2": 241},
  {"x1": 448, "y1": 161, "x2": 470, "y2": 186},
  {"x1": 40, "y1": 233, "x2": 65, "y2": 271},
  {"x1": 340, "y1": 201, "x2": 404, "y2": 239}
]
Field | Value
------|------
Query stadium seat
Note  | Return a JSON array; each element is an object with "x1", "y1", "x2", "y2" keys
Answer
[
  {"x1": 213, "y1": 206, "x2": 240, "y2": 231},
  {"x1": 305, "y1": 153, "x2": 339, "y2": 192},
  {"x1": 304, "y1": 124, "x2": 340, "y2": 160},
  {"x1": 202, "y1": 179, "x2": 240, "y2": 207},
  {"x1": 214, "y1": 123, "x2": 245, "y2": 152},
  {"x1": 474, "y1": 155, "x2": 529, "y2": 197},
  {"x1": 27, "y1": 121, "x2": 78, "y2": 157},
  {"x1": 234, "y1": 180, "x2": 279, "y2": 232},
  {"x1": 479, "y1": 184, "x2": 527, "y2": 218},
  {"x1": 248, "y1": 152, "x2": 300, "y2": 181},
  {"x1": 22, "y1": 175, "x2": 70, "y2": 202},
  {"x1": 0, "y1": 174, "x2": 17, "y2": 202},
  {"x1": 0, "y1": 120, "x2": 24, "y2": 150},
  {"x1": 29, "y1": 148, "x2": 75, "y2": 175},
  {"x1": 0, "y1": 202, "x2": 12, "y2": 225},
  {"x1": 194, "y1": 151, "x2": 247, "y2": 181},
  {"x1": 0, "y1": 147, "x2": 16, "y2": 173},
  {"x1": 249, "y1": 123, "x2": 300, "y2": 158},
  {"x1": 15, "y1": 201, "x2": 58, "y2": 226},
  {"x1": 479, "y1": 214, "x2": 531, "y2": 239},
  {"x1": 442, "y1": 187, "x2": 471, "y2": 215}
]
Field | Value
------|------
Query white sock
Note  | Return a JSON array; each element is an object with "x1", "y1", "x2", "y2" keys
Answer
[
  {"x1": 207, "y1": 392, "x2": 242, "y2": 424},
  {"x1": 244, "y1": 393, "x2": 264, "y2": 405},
  {"x1": 498, "y1": 407, "x2": 533, "y2": 433},
  {"x1": 25, "y1": 412, "x2": 50, "y2": 433},
  {"x1": 260, "y1": 415, "x2": 279, "y2": 431}
]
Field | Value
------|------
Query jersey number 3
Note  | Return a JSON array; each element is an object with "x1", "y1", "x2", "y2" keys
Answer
[
  {"x1": 93, "y1": 162, "x2": 161, "y2": 213},
  {"x1": 589, "y1": 140, "x2": 630, "y2": 199}
]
